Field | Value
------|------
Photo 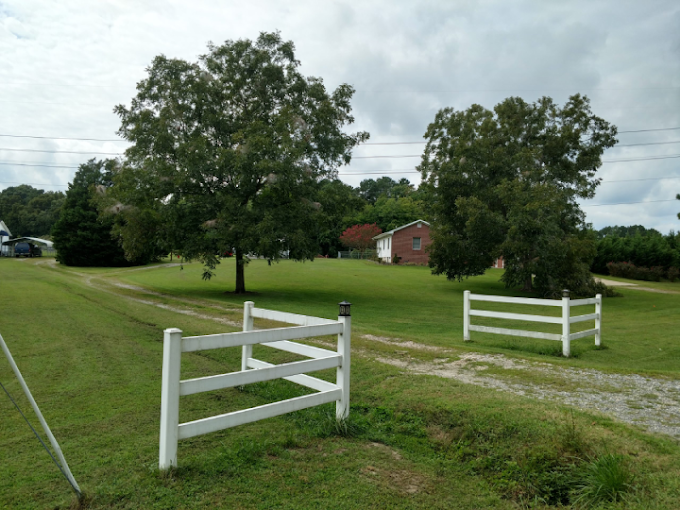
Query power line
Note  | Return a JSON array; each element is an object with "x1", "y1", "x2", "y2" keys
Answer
[
  {"x1": 1, "y1": 152, "x2": 679, "y2": 173},
  {"x1": 582, "y1": 199, "x2": 678, "y2": 207},
  {"x1": 603, "y1": 154, "x2": 680, "y2": 163},
  {"x1": 0, "y1": 181, "x2": 69, "y2": 186},
  {"x1": 617, "y1": 127, "x2": 680, "y2": 134},
  {"x1": 0, "y1": 134, "x2": 127, "y2": 142},
  {"x1": 0, "y1": 162, "x2": 79, "y2": 169},
  {"x1": 0, "y1": 148, "x2": 123, "y2": 155},
  {"x1": 3, "y1": 174, "x2": 679, "y2": 188},
  {"x1": 600, "y1": 176, "x2": 680, "y2": 183},
  {"x1": 616, "y1": 140, "x2": 680, "y2": 147},
  {"x1": 359, "y1": 127, "x2": 680, "y2": 146},
  {"x1": 0, "y1": 126, "x2": 677, "y2": 148}
]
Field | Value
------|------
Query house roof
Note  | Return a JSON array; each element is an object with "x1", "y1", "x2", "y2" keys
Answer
[
  {"x1": 2, "y1": 236, "x2": 54, "y2": 248},
  {"x1": 373, "y1": 219, "x2": 430, "y2": 240}
]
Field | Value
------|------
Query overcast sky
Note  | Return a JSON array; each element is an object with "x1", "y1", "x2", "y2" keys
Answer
[{"x1": 1, "y1": 0, "x2": 679, "y2": 232}]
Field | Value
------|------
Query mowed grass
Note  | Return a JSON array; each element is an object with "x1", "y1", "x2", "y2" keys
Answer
[
  {"x1": 1, "y1": 259, "x2": 679, "y2": 510},
  {"x1": 116, "y1": 258, "x2": 680, "y2": 376}
]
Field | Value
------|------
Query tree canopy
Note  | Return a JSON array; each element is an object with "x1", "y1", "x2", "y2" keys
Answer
[
  {"x1": 358, "y1": 177, "x2": 414, "y2": 204},
  {"x1": 53, "y1": 159, "x2": 140, "y2": 267},
  {"x1": 0, "y1": 185, "x2": 64, "y2": 237},
  {"x1": 111, "y1": 32, "x2": 367, "y2": 292},
  {"x1": 596, "y1": 225, "x2": 662, "y2": 239},
  {"x1": 339, "y1": 224, "x2": 382, "y2": 253},
  {"x1": 419, "y1": 94, "x2": 617, "y2": 295}
]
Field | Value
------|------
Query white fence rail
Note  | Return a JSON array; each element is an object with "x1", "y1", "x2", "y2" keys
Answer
[
  {"x1": 463, "y1": 291, "x2": 601, "y2": 357},
  {"x1": 159, "y1": 301, "x2": 351, "y2": 469}
]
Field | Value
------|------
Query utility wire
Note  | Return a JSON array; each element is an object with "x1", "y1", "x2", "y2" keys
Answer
[
  {"x1": 1, "y1": 153, "x2": 679, "y2": 175},
  {"x1": 0, "y1": 134, "x2": 127, "y2": 142},
  {"x1": 2, "y1": 175, "x2": 679, "y2": 188},
  {"x1": 616, "y1": 140, "x2": 680, "y2": 147},
  {"x1": 0, "y1": 127, "x2": 677, "y2": 147},
  {"x1": 0, "y1": 181, "x2": 69, "y2": 186},
  {"x1": 360, "y1": 127, "x2": 680, "y2": 145},
  {"x1": 0, "y1": 162, "x2": 79, "y2": 169},
  {"x1": 582, "y1": 199, "x2": 678, "y2": 207},
  {"x1": 0, "y1": 148, "x2": 123, "y2": 155}
]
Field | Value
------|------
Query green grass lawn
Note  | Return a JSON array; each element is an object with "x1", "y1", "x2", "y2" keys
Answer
[
  {"x1": 1, "y1": 258, "x2": 679, "y2": 509},
  {"x1": 114, "y1": 258, "x2": 680, "y2": 376}
]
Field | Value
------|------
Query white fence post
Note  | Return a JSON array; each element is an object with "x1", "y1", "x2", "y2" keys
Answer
[
  {"x1": 242, "y1": 301, "x2": 254, "y2": 371},
  {"x1": 595, "y1": 293, "x2": 602, "y2": 347},
  {"x1": 336, "y1": 301, "x2": 352, "y2": 421},
  {"x1": 561, "y1": 290, "x2": 571, "y2": 357},
  {"x1": 463, "y1": 290, "x2": 471, "y2": 341},
  {"x1": 159, "y1": 328, "x2": 182, "y2": 470}
]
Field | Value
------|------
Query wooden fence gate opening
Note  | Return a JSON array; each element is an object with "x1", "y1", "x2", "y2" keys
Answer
[{"x1": 159, "y1": 301, "x2": 351, "y2": 469}]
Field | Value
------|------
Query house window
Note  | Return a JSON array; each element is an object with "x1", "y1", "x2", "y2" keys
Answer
[
  {"x1": 387, "y1": 237, "x2": 390, "y2": 250},
  {"x1": 413, "y1": 237, "x2": 421, "y2": 250},
  {"x1": 417, "y1": 222, "x2": 422, "y2": 228}
]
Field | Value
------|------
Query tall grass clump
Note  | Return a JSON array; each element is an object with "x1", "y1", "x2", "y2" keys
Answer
[{"x1": 572, "y1": 454, "x2": 635, "y2": 507}]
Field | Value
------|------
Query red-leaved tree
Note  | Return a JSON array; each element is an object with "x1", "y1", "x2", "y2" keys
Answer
[{"x1": 339, "y1": 223, "x2": 382, "y2": 253}]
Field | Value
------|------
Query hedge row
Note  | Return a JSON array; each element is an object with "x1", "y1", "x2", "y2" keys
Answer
[
  {"x1": 606, "y1": 261, "x2": 680, "y2": 282},
  {"x1": 592, "y1": 235, "x2": 680, "y2": 274}
]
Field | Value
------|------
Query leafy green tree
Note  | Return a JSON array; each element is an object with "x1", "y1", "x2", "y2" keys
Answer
[
  {"x1": 419, "y1": 94, "x2": 617, "y2": 294},
  {"x1": 356, "y1": 195, "x2": 425, "y2": 232},
  {"x1": 358, "y1": 177, "x2": 414, "y2": 204},
  {"x1": 315, "y1": 179, "x2": 365, "y2": 257},
  {"x1": 112, "y1": 32, "x2": 367, "y2": 293},
  {"x1": 53, "y1": 159, "x2": 144, "y2": 267},
  {"x1": 597, "y1": 225, "x2": 662, "y2": 239},
  {"x1": 0, "y1": 185, "x2": 65, "y2": 237}
]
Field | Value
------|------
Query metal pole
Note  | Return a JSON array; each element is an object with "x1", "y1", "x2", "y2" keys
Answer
[{"x1": 0, "y1": 333, "x2": 81, "y2": 494}]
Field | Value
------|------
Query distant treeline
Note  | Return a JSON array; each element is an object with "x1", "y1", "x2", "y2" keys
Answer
[
  {"x1": 592, "y1": 225, "x2": 680, "y2": 277},
  {"x1": 0, "y1": 175, "x2": 427, "y2": 259},
  {"x1": 0, "y1": 185, "x2": 65, "y2": 238}
]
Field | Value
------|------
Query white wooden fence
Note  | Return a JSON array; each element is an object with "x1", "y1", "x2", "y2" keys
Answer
[
  {"x1": 463, "y1": 290, "x2": 601, "y2": 357},
  {"x1": 159, "y1": 301, "x2": 351, "y2": 469}
]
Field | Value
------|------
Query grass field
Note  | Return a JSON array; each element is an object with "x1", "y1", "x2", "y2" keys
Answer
[
  {"x1": 1, "y1": 258, "x2": 679, "y2": 509},
  {"x1": 113, "y1": 258, "x2": 680, "y2": 376}
]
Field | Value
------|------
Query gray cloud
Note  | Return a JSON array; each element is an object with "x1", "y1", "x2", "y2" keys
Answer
[{"x1": 0, "y1": 0, "x2": 678, "y2": 232}]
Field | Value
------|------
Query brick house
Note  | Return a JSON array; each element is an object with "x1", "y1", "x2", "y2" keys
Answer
[
  {"x1": 374, "y1": 219, "x2": 505, "y2": 268},
  {"x1": 373, "y1": 220, "x2": 432, "y2": 265}
]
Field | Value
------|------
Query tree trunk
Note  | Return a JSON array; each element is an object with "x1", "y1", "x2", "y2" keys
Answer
[
  {"x1": 522, "y1": 274, "x2": 533, "y2": 292},
  {"x1": 235, "y1": 248, "x2": 246, "y2": 294}
]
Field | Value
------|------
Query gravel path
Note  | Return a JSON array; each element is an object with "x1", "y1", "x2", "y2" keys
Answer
[{"x1": 365, "y1": 335, "x2": 680, "y2": 440}]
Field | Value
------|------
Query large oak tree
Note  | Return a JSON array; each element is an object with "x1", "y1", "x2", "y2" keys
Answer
[
  {"x1": 419, "y1": 95, "x2": 617, "y2": 295},
  {"x1": 112, "y1": 32, "x2": 367, "y2": 293}
]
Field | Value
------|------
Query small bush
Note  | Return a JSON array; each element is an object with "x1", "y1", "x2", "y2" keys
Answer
[
  {"x1": 649, "y1": 266, "x2": 665, "y2": 281},
  {"x1": 606, "y1": 261, "x2": 636, "y2": 279},
  {"x1": 572, "y1": 454, "x2": 634, "y2": 508},
  {"x1": 607, "y1": 261, "x2": 679, "y2": 282}
]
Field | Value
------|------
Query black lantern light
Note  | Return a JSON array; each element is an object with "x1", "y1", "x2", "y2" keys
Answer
[
  {"x1": 562, "y1": 289, "x2": 570, "y2": 298},
  {"x1": 338, "y1": 301, "x2": 351, "y2": 317}
]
